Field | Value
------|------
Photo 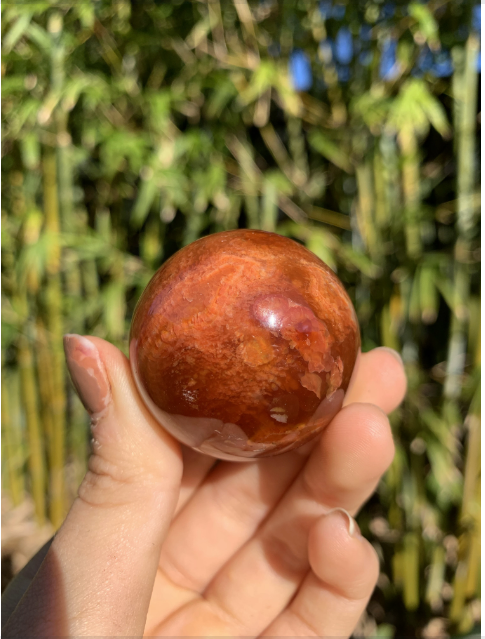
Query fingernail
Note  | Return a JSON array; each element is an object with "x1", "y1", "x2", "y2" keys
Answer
[
  {"x1": 326, "y1": 507, "x2": 362, "y2": 539},
  {"x1": 64, "y1": 335, "x2": 111, "y2": 416},
  {"x1": 378, "y1": 347, "x2": 403, "y2": 365}
]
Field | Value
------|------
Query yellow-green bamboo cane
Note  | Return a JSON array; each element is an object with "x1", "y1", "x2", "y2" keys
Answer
[
  {"x1": 1, "y1": 370, "x2": 25, "y2": 506},
  {"x1": 355, "y1": 160, "x2": 379, "y2": 262},
  {"x1": 444, "y1": 34, "x2": 479, "y2": 400},
  {"x1": 43, "y1": 146, "x2": 66, "y2": 529},
  {"x1": 18, "y1": 327, "x2": 46, "y2": 525},
  {"x1": 399, "y1": 126, "x2": 422, "y2": 260}
]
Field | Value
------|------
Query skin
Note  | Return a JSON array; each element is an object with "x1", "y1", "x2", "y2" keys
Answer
[{"x1": 2, "y1": 337, "x2": 406, "y2": 637}]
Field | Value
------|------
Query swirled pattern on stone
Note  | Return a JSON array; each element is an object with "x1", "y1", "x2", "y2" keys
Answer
[{"x1": 130, "y1": 230, "x2": 360, "y2": 461}]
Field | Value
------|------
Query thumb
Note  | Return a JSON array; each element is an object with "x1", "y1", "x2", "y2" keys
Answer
[{"x1": 4, "y1": 335, "x2": 182, "y2": 638}]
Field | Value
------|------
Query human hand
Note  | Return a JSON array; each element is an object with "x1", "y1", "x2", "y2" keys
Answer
[{"x1": 2, "y1": 335, "x2": 406, "y2": 637}]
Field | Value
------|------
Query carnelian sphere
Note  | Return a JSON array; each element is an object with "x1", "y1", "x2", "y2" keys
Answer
[{"x1": 130, "y1": 230, "x2": 360, "y2": 461}]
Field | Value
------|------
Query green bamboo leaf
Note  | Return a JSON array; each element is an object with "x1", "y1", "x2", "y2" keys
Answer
[
  {"x1": 72, "y1": 3, "x2": 95, "y2": 29},
  {"x1": 131, "y1": 173, "x2": 158, "y2": 228},
  {"x1": 102, "y1": 280, "x2": 126, "y2": 341},
  {"x1": 239, "y1": 60, "x2": 276, "y2": 104},
  {"x1": 62, "y1": 231, "x2": 110, "y2": 260},
  {"x1": 147, "y1": 91, "x2": 172, "y2": 133},
  {"x1": 273, "y1": 68, "x2": 302, "y2": 117},
  {"x1": 25, "y1": 21, "x2": 52, "y2": 54},
  {"x1": 185, "y1": 15, "x2": 212, "y2": 49},
  {"x1": 95, "y1": 208, "x2": 112, "y2": 243},
  {"x1": 351, "y1": 92, "x2": 391, "y2": 130},
  {"x1": 1, "y1": 75, "x2": 28, "y2": 95},
  {"x1": 2, "y1": 11, "x2": 32, "y2": 53},
  {"x1": 418, "y1": 89, "x2": 452, "y2": 139},
  {"x1": 409, "y1": 3, "x2": 440, "y2": 50},
  {"x1": 192, "y1": 162, "x2": 226, "y2": 213},
  {"x1": 16, "y1": 231, "x2": 52, "y2": 293},
  {"x1": 421, "y1": 408, "x2": 459, "y2": 456},
  {"x1": 389, "y1": 79, "x2": 450, "y2": 139},
  {"x1": 62, "y1": 74, "x2": 107, "y2": 112},
  {"x1": 306, "y1": 230, "x2": 337, "y2": 271},
  {"x1": 6, "y1": 98, "x2": 41, "y2": 137},
  {"x1": 141, "y1": 218, "x2": 163, "y2": 268},
  {"x1": 339, "y1": 244, "x2": 381, "y2": 278},
  {"x1": 425, "y1": 439, "x2": 463, "y2": 507},
  {"x1": 20, "y1": 132, "x2": 40, "y2": 170},
  {"x1": 308, "y1": 130, "x2": 352, "y2": 173},
  {"x1": 182, "y1": 210, "x2": 208, "y2": 246},
  {"x1": 205, "y1": 77, "x2": 238, "y2": 119},
  {"x1": 100, "y1": 130, "x2": 149, "y2": 178},
  {"x1": 375, "y1": 624, "x2": 396, "y2": 637}
]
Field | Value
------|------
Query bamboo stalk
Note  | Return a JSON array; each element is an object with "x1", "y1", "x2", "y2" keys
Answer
[
  {"x1": 141, "y1": 217, "x2": 163, "y2": 269},
  {"x1": 402, "y1": 531, "x2": 420, "y2": 611},
  {"x1": 456, "y1": 606, "x2": 474, "y2": 635},
  {"x1": 232, "y1": 0, "x2": 258, "y2": 58},
  {"x1": 50, "y1": 12, "x2": 74, "y2": 234},
  {"x1": 1, "y1": 370, "x2": 25, "y2": 506},
  {"x1": 461, "y1": 384, "x2": 480, "y2": 602},
  {"x1": 464, "y1": 485, "x2": 480, "y2": 598},
  {"x1": 43, "y1": 146, "x2": 66, "y2": 528},
  {"x1": 207, "y1": 0, "x2": 226, "y2": 59},
  {"x1": 309, "y1": 205, "x2": 351, "y2": 230},
  {"x1": 261, "y1": 179, "x2": 278, "y2": 232},
  {"x1": 443, "y1": 265, "x2": 470, "y2": 399},
  {"x1": 425, "y1": 545, "x2": 445, "y2": 609},
  {"x1": 449, "y1": 556, "x2": 469, "y2": 624},
  {"x1": 35, "y1": 317, "x2": 58, "y2": 509},
  {"x1": 380, "y1": 303, "x2": 400, "y2": 352},
  {"x1": 379, "y1": 132, "x2": 401, "y2": 226},
  {"x1": 286, "y1": 115, "x2": 309, "y2": 189},
  {"x1": 82, "y1": 258, "x2": 100, "y2": 305},
  {"x1": 18, "y1": 328, "x2": 46, "y2": 525},
  {"x1": 104, "y1": 251, "x2": 126, "y2": 346},
  {"x1": 355, "y1": 160, "x2": 379, "y2": 261},
  {"x1": 408, "y1": 269, "x2": 422, "y2": 324},
  {"x1": 260, "y1": 123, "x2": 294, "y2": 184},
  {"x1": 399, "y1": 126, "x2": 422, "y2": 260},
  {"x1": 419, "y1": 264, "x2": 438, "y2": 324},
  {"x1": 444, "y1": 35, "x2": 479, "y2": 400},
  {"x1": 460, "y1": 393, "x2": 480, "y2": 524},
  {"x1": 455, "y1": 35, "x2": 479, "y2": 242},
  {"x1": 467, "y1": 297, "x2": 480, "y2": 367},
  {"x1": 373, "y1": 145, "x2": 388, "y2": 228}
]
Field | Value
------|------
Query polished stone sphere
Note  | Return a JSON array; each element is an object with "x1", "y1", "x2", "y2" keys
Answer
[{"x1": 130, "y1": 230, "x2": 360, "y2": 460}]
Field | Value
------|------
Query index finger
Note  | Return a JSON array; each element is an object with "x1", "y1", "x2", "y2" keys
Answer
[{"x1": 344, "y1": 346, "x2": 407, "y2": 414}]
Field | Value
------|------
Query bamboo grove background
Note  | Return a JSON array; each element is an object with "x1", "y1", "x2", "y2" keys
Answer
[{"x1": 1, "y1": 0, "x2": 481, "y2": 635}]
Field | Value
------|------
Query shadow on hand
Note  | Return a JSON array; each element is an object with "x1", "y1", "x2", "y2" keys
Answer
[{"x1": 2, "y1": 537, "x2": 68, "y2": 638}]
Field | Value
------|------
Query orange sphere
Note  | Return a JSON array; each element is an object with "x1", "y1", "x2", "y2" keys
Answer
[{"x1": 130, "y1": 230, "x2": 360, "y2": 460}]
